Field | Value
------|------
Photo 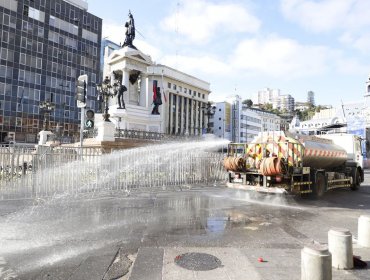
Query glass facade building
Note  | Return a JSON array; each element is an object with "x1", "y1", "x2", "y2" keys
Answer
[{"x1": 0, "y1": 0, "x2": 102, "y2": 143}]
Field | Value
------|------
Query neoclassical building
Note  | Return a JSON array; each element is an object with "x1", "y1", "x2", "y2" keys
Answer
[{"x1": 101, "y1": 46, "x2": 211, "y2": 136}]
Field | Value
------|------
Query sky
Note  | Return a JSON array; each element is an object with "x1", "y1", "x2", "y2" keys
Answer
[{"x1": 87, "y1": 0, "x2": 370, "y2": 107}]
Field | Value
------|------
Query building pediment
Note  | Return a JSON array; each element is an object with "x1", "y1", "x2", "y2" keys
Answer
[{"x1": 108, "y1": 46, "x2": 152, "y2": 66}]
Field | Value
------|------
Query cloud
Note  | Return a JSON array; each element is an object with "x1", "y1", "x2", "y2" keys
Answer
[
  {"x1": 101, "y1": 21, "x2": 124, "y2": 45},
  {"x1": 161, "y1": 54, "x2": 231, "y2": 76},
  {"x1": 156, "y1": 35, "x2": 366, "y2": 81},
  {"x1": 339, "y1": 32, "x2": 370, "y2": 54},
  {"x1": 160, "y1": 0, "x2": 260, "y2": 43},
  {"x1": 230, "y1": 36, "x2": 332, "y2": 78},
  {"x1": 280, "y1": 0, "x2": 370, "y2": 51}
]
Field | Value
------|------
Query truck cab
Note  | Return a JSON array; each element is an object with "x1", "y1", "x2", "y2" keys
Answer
[{"x1": 318, "y1": 133, "x2": 364, "y2": 169}]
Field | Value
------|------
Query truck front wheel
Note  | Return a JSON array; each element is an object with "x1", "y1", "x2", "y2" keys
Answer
[{"x1": 350, "y1": 168, "x2": 361, "y2": 191}]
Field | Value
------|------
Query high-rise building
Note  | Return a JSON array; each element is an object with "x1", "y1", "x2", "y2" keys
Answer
[
  {"x1": 0, "y1": 0, "x2": 102, "y2": 143},
  {"x1": 212, "y1": 96, "x2": 262, "y2": 143},
  {"x1": 100, "y1": 39, "x2": 120, "y2": 77},
  {"x1": 256, "y1": 87, "x2": 280, "y2": 106},
  {"x1": 278, "y1": 94, "x2": 295, "y2": 112},
  {"x1": 307, "y1": 91, "x2": 315, "y2": 106}
]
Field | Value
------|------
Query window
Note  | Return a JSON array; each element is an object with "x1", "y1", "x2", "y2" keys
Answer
[
  {"x1": 70, "y1": 10, "x2": 75, "y2": 19},
  {"x1": 91, "y1": 73, "x2": 96, "y2": 83},
  {"x1": 51, "y1": 77, "x2": 57, "y2": 88},
  {"x1": 58, "y1": 35, "x2": 65, "y2": 45},
  {"x1": 168, "y1": 82, "x2": 171, "y2": 88},
  {"x1": 55, "y1": 3, "x2": 61, "y2": 14},
  {"x1": 38, "y1": 26, "x2": 44, "y2": 37},
  {"x1": 24, "y1": 6, "x2": 45, "y2": 22},
  {"x1": 3, "y1": 14, "x2": 10, "y2": 26},
  {"x1": 37, "y1": 42, "x2": 43, "y2": 53},
  {"x1": 82, "y1": 29, "x2": 97, "y2": 42},
  {"x1": 19, "y1": 53, "x2": 26, "y2": 65},
  {"x1": 23, "y1": 5, "x2": 29, "y2": 16},
  {"x1": 9, "y1": 15, "x2": 16, "y2": 28},
  {"x1": 94, "y1": 20, "x2": 98, "y2": 30},
  {"x1": 35, "y1": 74, "x2": 41, "y2": 85},
  {"x1": 49, "y1": 15, "x2": 55, "y2": 26},
  {"x1": 0, "y1": 48, "x2": 7, "y2": 60},
  {"x1": 36, "y1": 57, "x2": 42, "y2": 69},
  {"x1": 0, "y1": 0, "x2": 18, "y2": 11},
  {"x1": 1, "y1": 31, "x2": 8, "y2": 43},
  {"x1": 52, "y1": 62, "x2": 57, "y2": 73},
  {"x1": 18, "y1": 70, "x2": 25, "y2": 81}
]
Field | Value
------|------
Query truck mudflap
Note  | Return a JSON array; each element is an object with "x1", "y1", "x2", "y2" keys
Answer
[{"x1": 226, "y1": 182, "x2": 288, "y2": 194}]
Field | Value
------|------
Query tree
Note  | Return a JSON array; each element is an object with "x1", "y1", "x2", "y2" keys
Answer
[
  {"x1": 261, "y1": 103, "x2": 273, "y2": 111},
  {"x1": 242, "y1": 99, "x2": 253, "y2": 107}
]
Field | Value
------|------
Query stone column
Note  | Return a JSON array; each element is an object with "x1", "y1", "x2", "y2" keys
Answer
[
  {"x1": 179, "y1": 95, "x2": 185, "y2": 134},
  {"x1": 139, "y1": 74, "x2": 147, "y2": 107},
  {"x1": 195, "y1": 100, "x2": 199, "y2": 135},
  {"x1": 190, "y1": 99, "x2": 194, "y2": 135},
  {"x1": 169, "y1": 93, "x2": 173, "y2": 134},
  {"x1": 175, "y1": 94, "x2": 179, "y2": 134},
  {"x1": 184, "y1": 97, "x2": 190, "y2": 135},
  {"x1": 200, "y1": 101, "x2": 204, "y2": 134},
  {"x1": 123, "y1": 68, "x2": 130, "y2": 107}
]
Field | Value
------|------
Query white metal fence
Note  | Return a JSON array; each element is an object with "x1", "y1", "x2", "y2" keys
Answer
[{"x1": 0, "y1": 142, "x2": 225, "y2": 199}]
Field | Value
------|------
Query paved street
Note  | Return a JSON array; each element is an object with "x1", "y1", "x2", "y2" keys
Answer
[{"x1": 0, "y1": 171, "x2": 369, "y2": 279}]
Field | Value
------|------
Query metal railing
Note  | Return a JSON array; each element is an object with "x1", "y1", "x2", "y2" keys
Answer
[
  {"x1": 115, "y1": 129, "x2": 202, "y2": 141},
  {"x1": 0, "y1": 143, "x2": 225, "y2": 200}
]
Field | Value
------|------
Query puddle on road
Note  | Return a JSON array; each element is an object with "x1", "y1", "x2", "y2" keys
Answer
[{"x1": 0, "y1": 188, "x2": 305, "y2": 276}]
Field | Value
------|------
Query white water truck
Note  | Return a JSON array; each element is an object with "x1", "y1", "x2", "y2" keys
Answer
[{"x1": 223, "y1": 131, "x2": 365, "y2": 198}]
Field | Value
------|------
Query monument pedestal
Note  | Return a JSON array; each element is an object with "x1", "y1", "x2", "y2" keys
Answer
[
  {"x1": 38, "y1": 130, "x2": 54, "y2": 145},
  {"x1": 96, "y1": 121, "x2": 116, "y2": 142}
]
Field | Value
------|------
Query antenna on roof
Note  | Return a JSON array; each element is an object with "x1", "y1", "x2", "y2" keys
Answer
[{"x1": 341, "y1": 99, "x2": 346, "y2": 118}]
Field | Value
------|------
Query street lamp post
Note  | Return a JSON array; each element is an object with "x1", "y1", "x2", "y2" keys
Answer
[
  {"x1": 39, "y1": 100, "x2": 55, "y2": 131},
  {"x1": 202, "y1": 102, "x2": 216, "y2": 134},
  {"x1": 96, "y1": 76, "x2": 119, "y2": 122},
  {"x1": 59, "y1": 82, "x2": 69, "y2": 136}
]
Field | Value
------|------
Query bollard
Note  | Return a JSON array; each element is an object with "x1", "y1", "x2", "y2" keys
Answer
[
  {"x1": 328, "y1": 228, "x2": 353, "y2": 269},
  {"x1": 301, "y1": 243, "x2": 332, "y2": 280},
  {"x1": 358, "y1": 215, "x2": 370, "y2": 248}
]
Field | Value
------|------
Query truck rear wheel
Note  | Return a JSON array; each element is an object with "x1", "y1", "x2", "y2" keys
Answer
[
  {"x1": 312, "y1": 173, "x2": 326, "y2": 198},
  {"x1": 350, "y1": 168, "x2": 361, "y2": 191}
]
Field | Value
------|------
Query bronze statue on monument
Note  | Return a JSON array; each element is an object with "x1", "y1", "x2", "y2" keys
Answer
[
  {"x1": 117, "y1": 82, "x2": 127, "y2": 109},
  {"x1": 123, "y1": 10, "x2": 136, "y2": 49}
]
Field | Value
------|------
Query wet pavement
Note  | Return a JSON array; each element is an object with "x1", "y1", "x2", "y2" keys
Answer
[{"x1": 0, "y1": 172, "x2": 369, "y2": 280}]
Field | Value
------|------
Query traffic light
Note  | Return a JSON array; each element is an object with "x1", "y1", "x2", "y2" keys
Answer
[
  {"x1": 76, "y1": 74, "x2": 88, "y2": 107},
  {"x1": 85, "y1": 109, "x2": 95, "y2": 129}
]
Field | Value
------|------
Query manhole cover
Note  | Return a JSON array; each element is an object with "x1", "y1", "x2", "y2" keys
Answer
[{"x1": 174, "y1": 252, "x2": 222, "y2": 271}]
